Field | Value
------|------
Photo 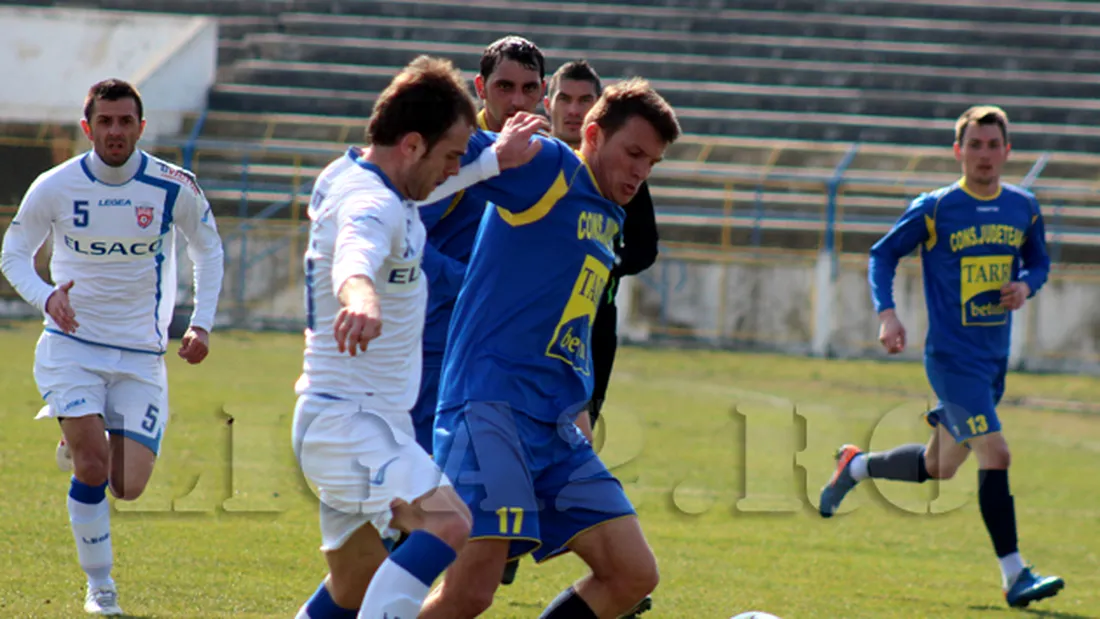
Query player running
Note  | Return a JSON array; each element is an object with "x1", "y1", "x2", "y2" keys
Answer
[
  {"x1": 0, "y1": 79, "x2": 224, "y2": 615},
  {"x1": 818, "y1": 105, "x2": 1064, "y2": 609}
]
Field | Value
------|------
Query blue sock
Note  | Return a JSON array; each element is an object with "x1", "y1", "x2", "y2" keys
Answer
[
  {"x1": 357, "y1": 530, "x2": 458, "y2": 618},
  {"x1": 298, "y1": 581, "x2": 356, "y2": 619},
  {"x1": 388, "y1": 530, "x2": 457, "y2": 586},
  {"x1": 69, "y1": 476, "x2": 107, "y2": 504}
]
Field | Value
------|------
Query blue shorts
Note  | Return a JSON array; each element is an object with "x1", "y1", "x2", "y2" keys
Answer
[
  {"x1": 924, "y1": 352, "x2": 1007, "y2": 443},
  {"x1": 410, "y1": 364, "x2": 441, "y2": 454},
  {"x1": 433, "y1": 401, "x2": 635, "y2": 562}
]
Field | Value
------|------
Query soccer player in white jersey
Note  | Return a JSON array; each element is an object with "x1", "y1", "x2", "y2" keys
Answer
[
  {"x1": 291, "y1": 55, "x2": 543, "y2": 619},
  {"x1": 0, "y1": 79, "x2": 224, "y2": 616}
]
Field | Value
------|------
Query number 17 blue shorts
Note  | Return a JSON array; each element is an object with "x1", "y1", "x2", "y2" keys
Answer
[{"x1": 433, "y1": 401, "x2": 636, "y2": 562}]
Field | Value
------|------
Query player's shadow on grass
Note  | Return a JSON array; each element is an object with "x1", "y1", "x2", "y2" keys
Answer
[{"x1": 967, "y1": 604, "x2": 1096, "y2": 619}]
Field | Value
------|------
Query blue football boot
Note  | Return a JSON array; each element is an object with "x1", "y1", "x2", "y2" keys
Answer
[
  {"x1": 819, "y1": 444, "x2": 863, "y2": 518},
  {"x1": 1005, "y1": 566, "x2": 1064, "y2": 608}
]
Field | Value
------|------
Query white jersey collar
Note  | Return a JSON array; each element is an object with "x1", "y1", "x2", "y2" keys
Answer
[{"x1": 83, "y1": 149, "x2": 144, "y2": 186}]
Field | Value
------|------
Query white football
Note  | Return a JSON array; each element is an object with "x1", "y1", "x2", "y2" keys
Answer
[{"x1": 731, "y1": 613, "x2": 782, "y2": 619}]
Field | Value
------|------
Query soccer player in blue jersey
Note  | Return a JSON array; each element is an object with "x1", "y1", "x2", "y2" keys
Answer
[
  {"x1": 413, "y1": 35, "x2": 547, "y2": 455},
  {"x1": 410, "y1": 35, "x2": 548, "y2": 590},
  {"x1": 818, "y1": 106, "x2": 1064, "y2": 608},
  {"x1": 417, "y1": 78, "x2": 681, "y2": 619},
  {"x1": 546, "y1": 60, "x2": 660, "y2": 452}
]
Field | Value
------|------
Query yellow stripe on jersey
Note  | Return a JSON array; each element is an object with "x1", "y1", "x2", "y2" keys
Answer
[
  {"x1": 440, "y1": 190, "x2": 465, "y2": 220},
  {"x1": 496, "y1": 171, "x2": 568, "y2": 227},
  {"x1": 575, "y1": 152, "x2": 604, "y2": 198},
  {"x1": 924, "y1": 214, "x2": 937, "y2": 251},
  {"x1": 924, "y1": 190, "x2": 948, "y2": 251},
  {"x1": 477, "y1": 110, "x2": 490, "y2": 131}
]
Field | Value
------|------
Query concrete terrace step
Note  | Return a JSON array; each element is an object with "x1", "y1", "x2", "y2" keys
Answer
[
  {"x1": 224, "y1": 59, "x2": 1100, "y2": 127},
  {"x1": 217, "y1": 15, "x2": 281, "y2": 39},
  {"x1": 517, "y1": 0, "x2": 1100, "y2": 27},
  {"x1": 184, "y1": 149, "x2": 1100, "y2": 226},
  {"x1": 274, "y1": 12, "x2": 1100, "y2": 62},
  {"x1": 282, "y1": 0, "x2": 1100, "y2": 42},
  {"x1": 44, "y1": 0, "x2": 296, "y2": 15},
  {"x1": 239, "y1": 33, "x2": 1100, "y2": 91},
  {"x1": 37, "y1": 0, "x2": 1100, "y2": 30},
  {"x1": 205, "y1": 81, "x2": 1100, "y2": 153},
  {"x1": 176, "y1": 110, "x2": 1100, "y2": 182}
]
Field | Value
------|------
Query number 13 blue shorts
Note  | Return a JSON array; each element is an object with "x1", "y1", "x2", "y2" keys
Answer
[{"x1": 924, "y1": 352, "x2": 1008, "y2": 443}]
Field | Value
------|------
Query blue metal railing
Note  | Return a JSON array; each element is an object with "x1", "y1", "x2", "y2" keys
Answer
[
  {"x1": 824, "y1": 142, "x2": 861, "y2": 256},
  {"x1": 181, "y1": 108, "x2": 208, "y2": 171},
  {"x1": 149, "y1": 138, "x2": 1100, "y2": 298}
]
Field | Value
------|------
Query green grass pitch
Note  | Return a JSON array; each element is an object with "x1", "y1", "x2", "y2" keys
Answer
[{"x1": 1, "y1": 319, "x2": 1098, "y2": 618}]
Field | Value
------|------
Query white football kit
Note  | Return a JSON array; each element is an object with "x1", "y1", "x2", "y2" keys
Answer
[
  {"x1": 293, "y1": 146, "x2": 499, "y2": 550},
  {"x1": 0, "y1": 149, "x2": 224, "y2": 455}
]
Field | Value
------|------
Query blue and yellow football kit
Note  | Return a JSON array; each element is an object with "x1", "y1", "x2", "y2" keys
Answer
[
  {"x1": 869, "y1": 179, "x2": 1050, "y2": 442},
  {"x1": 432, "y1": 131, "x2": 636, "y2": 562},
  {"x1": 411, "y1": 112, "x2": 496, "y2": 453}
]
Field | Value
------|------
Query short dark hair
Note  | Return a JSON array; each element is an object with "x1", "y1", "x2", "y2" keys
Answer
[
  {"x1": 367, "y1": 55, "x2": 478, "y2": 150},
  {"x1": 548, "y1": 60, "x2": 602, "y2": 98},
  {"x1": 956, "y1": 105, "x2": 1009, "y2": 144},
  {"x1": 479, "y1": 36, "x2": 545, "y2": 81},
  {"x1": 83, "y1": 79, "x2": 143, "y2": 121},
  {"x1": 585, "y1": 77, "x2": 680, "y2": 145}
]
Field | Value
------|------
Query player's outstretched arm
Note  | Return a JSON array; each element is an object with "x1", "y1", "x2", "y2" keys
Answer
[
  {"x1": 415, "y1": 112, "x2": 544, "y2": 207},
  {"x1": 173, "y1": 171, "x2": 225, "y2": 364},
  {"x1": 0, "y1": 179, "x2": 64, "y2": 317},
  {"x1": 868, "y1": 195, "x2": 932, "y2": 353},
  {"x1": 461, "y1": 123, "x2": 568, "y2": 215}
]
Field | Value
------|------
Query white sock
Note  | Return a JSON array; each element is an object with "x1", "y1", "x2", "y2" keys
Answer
[
  {"x1": 849, "y1": 454, "x2": 869, "y2": 481},
  {"x1": 357, "y1": 557, "x2": 429, "y2": 619},
  {"x1": 999, "y1": 552, "x2": 1025, "y2": 588},
  {"x1": 68, "y1": 495, "x2": 113, "y2": 589}
]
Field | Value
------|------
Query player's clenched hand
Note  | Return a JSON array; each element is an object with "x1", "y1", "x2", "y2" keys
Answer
[
  {"x1": 878, "y1": 309, "x2": 906, "y2": 354},
  {"x1": 178, "y1": 326, "x2": 210, "y2": 365},
  {"x1": 1000, "y1": 281, "x2": 1030, "y2": 311},
  {"x1": 334, "y1": 300, "x2": 382, "y2": 357},
  {"x1": 45, "y1": 280, "x2": 79, "y2": 333},
  {"x1": 492, "y1": 112, "x2": 544, "y2": 170}
]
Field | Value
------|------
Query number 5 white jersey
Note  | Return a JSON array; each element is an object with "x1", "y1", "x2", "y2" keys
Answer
[
  {"x1": 0, "y1": 149, "x2": 224, "y2": 354},
  {"x1": 295, "y1": 148, "x2": 428, "y2": 412}
]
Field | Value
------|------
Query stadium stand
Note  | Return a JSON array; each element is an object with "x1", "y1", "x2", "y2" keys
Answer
[{"x1": 7, "y1": 0, "x2": 1100, "y2": 262}]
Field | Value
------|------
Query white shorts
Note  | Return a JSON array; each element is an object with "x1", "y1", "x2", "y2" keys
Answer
[
  {"x1": 33, "y1": 332, "x2": 169, "y2": 456},
  {"x1": 292, "y1": 393, "x2": 452, "y2": 552}
]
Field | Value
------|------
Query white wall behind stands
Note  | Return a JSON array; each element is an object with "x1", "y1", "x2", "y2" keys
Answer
[
  {"x1": 616, "y1": 250, "x2": 1100, "y2": 376},
  {"x1": 0, "y1": 5, "x2": 216, "y2": 142}
]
